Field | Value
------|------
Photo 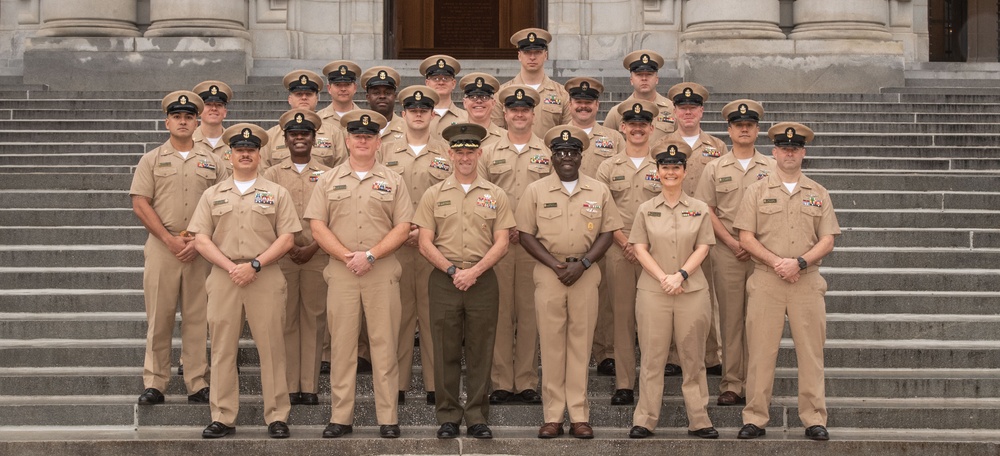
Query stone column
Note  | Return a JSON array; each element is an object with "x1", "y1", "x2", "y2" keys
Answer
[
  {"x1": 790, "y1": 0, "x2": 893, "y2": 40},
  {"x1": 287, "y1": 0, "x2": 382, "y2": 60},
  {"x1": 35, "y1": 0, "x2": 140, "y2": 37},
  {"x1": 145, "y1": 0, "x2": 249, "y2": 38},
  {"x1": 681, "y1": 0, "x2": 785, "y2": 40}
]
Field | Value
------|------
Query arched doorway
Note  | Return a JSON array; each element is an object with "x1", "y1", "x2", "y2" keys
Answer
[
  {"x1": 929, "y1": 0, "x2": 999, "y2": 62},
  {"x1": 385, "y1": 0, "x2": 546, "y2": 59}
]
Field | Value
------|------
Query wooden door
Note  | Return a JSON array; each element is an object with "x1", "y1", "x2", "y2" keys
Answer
[{"x1": 929, "y1": 0, "x2": 969, "y2": 61}]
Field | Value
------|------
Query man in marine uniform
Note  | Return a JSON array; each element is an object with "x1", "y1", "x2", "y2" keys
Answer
[
  {"x1": 262, "y1": 109, "x2": 331, "y2": 407},
  {"x1": 192, "y1": 80, "x2": 233, "y2": 172},
  {"x1": 379, "y1": 85, "x2": 452, "y2": 405},
  {"x1": 305, "y1": 110, "x2": 413, "y2": 439},
  {"x1": 130, "y1": 90, "x2": 221, "y2": 407},
  {"x1": 734, "y1": 122, "x2": 840, "y2": 441},
  {"x1": 694, "y1": 99, "x2": 775, "y2": 407},
  {"x1": 189, "y1": 123, "x2": 300, "y2": 439},
  {"x1": 491, "y1": 28, "x2": 571, "y2": 137},
  {"x1": 414, "y1": 123, "x2": 515, "y2": 440},
  {"x1": 318, "y1": 60, "x2": 363, "y2": 126},
  {"x1": 478, "y1": 85, "x2": 549, "y2": 405},
  {"x1": 420, "y1": 54, "x2": 468, "y2": 137},
  {"x1": 602, "y1": 50, "x2": 675, "y2": 144},
  {"x1": 517, "y1": 125, "x2": 622, "y2": 439},
  {"x1": 595, "y1": 100, "x2": 661, "y2": 406},
  {"x1": 459, "y1": 72, "x2": 506, "y2": 149},
  {"x1": 260, "y1": 70, "x2": 348, "y2": 169},
  {"x1": 361, "y1": 66, "x2": 406, "y2": 143}
]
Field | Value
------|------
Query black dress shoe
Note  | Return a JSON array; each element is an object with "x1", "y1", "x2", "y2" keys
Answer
[
  {"x1": 397, "y1": 391, "x2": 405, "y2": 404},
  {"x1": 289, "y1": 392, "x2": 302, "y2": 405},
  {"x1": 489, "y1": 389, "x2": 515, "y2": 404},
  {"x1": 187, "y1": 387, "x2": 210, "y2": 403},
  {"x1": 664, "y1": 363, "x2": 682, "y2": 376},
  {"x1": 629, "y1": 426, "x2": 653, "y2": 438},
  {"x1": 518, "y1": 389, "x2": 542, "y2": 404},
  {"x1": 138, "y1": 388, "x2": 164, "y2": 405},
  {"x1": 437, "y1": 422, "x2": 459, "y2": 439},
  {"x1": 426, "y1": 391, "x2": 436, "y2": 405},
  {"x1": 322, "y1": 423, "x2": 353, "y2": 438},
  {"x1": 467, "y1": 423, "x2": 493, "y2": 439},
  {"x1": 688, "y1": 427, "x2": 719, "y2": 439},
  {"x1": 611, "y1": 389, "x2": 634, "y2": 405},
  {"x1": 268, "y1": 421, "x2": 290, "y2": 439},
  {"x1": 357, "y1": 357, "x2": 372, "y2": 374},
  {"x1": 706, "y1": 364, "x2": 723, "y2": 376},
  {"x1": 596, "y1": 358, "x2": 616, "y2": 376},
  {"x1": 738, "y1": 423, "x2": 766, "y2": 439},
  {"x1": 380, "y1": 424, "x2": 401, "y2": 438},
  {"x1": 300, "y1": 393, "x2": 319, "y2": 405},
  {"x1": 320, "y1": 361, "x2": 331, "y2": 374},
  {"x1": 805, "y1": 425, "x2": 830, "y2": 441},
  {"x1": 202, "y1": 421, "x2": 235, "y2": 439},
  {"x1": 176, "y1": 364, "x2": 184, "y2": 376},
  {"x1": 717, "y1": 391, "x2": 746, "y2": 406}
]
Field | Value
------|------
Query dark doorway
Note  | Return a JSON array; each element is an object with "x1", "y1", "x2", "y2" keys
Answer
[
  {"x1": 929, "y1": 0, "x2": 968, "y2": 61},
  {"x1": 385, "y1": 0, "x2": 545, "y2": 59}
]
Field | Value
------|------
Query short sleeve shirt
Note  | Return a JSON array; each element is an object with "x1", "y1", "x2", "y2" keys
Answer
[
  {"x1": 413, "y1": 175, "x2": 516, "y2": 263},
  {"x1": 477, "y1": 133, "x2": 551, "y2": 209},
  {"x1": 596, "y1": 152, "x2": 660, "y2": 236},
  {"x1": 652, "y1": 130, "x2": 728, "y2": 195},
  {"x1": 302, "y1": 162, "x2": 414, "y2": 252},
  {"x1": 262, "y1": 158, "x2": 332, "y2": 248},
  {"x1": 193, "y1": 126, "x2": 234, "y2": 174},
  {"x1": 629, "y1": 194, "x2": 716, "y2": 293},
  {"x1": 187, "y1": 177, "x2": 302, "y2": 261},
  {"x1": 318, "y1": 102, "x2": 362, "y2": 127},
  {"x1": 260, "y1": 120, "x2": 348, "y2": 169},
  {"x1": 380, "y1": 115, "x2": 406, "y2": 143},
  {"x1": 129, "y1": 140, "x2": 227, "y2": 235},
  {"x1": 431, "y1": 104, "x2": 469, "y2": 138},
  {"x1": 377, "y1": 137, "x2": 453, "y2": 211},
  {"x1": 578, "y1": 123, "x2": 626, "y2": 179},
  {"x1": 733, "y1": 173, "x2": 841, "y2": 264},
  {"x1": 694, "y1": 149, "x2": 776, "y2": 237},
  {"x1": 514, "y1": 174, "x2": 624, "y2": 256}
]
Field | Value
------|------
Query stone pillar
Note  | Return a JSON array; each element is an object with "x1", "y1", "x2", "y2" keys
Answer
[
  {"x1": 35, "y1": 0, "x2": 139, "y2": 37},
  {"x1": 145, "y1": 0, "x2": 249, "y2": 39},
  {"x1": 790, "y1": 0, "x2": 893, "y2": 40},
  {"x1": 681, "y1": 0, "x2": 785, "y2": 40},
  {"x1": 889, "y1": 0, "x2": 926, "y2": 62},
  {"x1": 285, "y1": 0, "x2": 382, "y2": 60}
]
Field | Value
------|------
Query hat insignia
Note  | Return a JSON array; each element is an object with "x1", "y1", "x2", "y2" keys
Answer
[
  {"x1": 437, "y1": 59, "x2": 445, "y2": 68},
  {"x1": 179, "y1": 95, "x2": 187, "y2": 105},
  {"x1": 528, "y1": 32, "x2": 536, "y2": 42},
  {"x1": 295, "y1": 113, "x2": 304, "y2": 124},
  {"x1": 786, "y1": 127, "x2": 795, "y2": 139},
  {"x1": 739, "y1": 104, "x2": 747, "y2": 114},
  {"x1": 515, "y1": 89, "x2": 524, "y2": 100},
  {"x1": 242, "y1": 128, "x2": 251, "y2": 139},
  {"x1": 684, "y1": 88, "x2": 693, "y2": 98},
  {"x1": 210, "y1": 86, "x2": 218, "y2": 95},
  {"x1": 476, "y1": 77, "x2": 483, "y2": 88},
  {"x1": 415, "y1": 91, "x2": 422, "y2": 101},
  {"x1": 561, "y1": 130, "x2": 570, "y2": 141},
  {"x1": 668, "y1": 145, "x2": 677, "y2": 156},
  {"x1": 339, "y1": 65, "x2": 347, "y2": 75},
  {"x1": 581, "y1": 81, "x2": 590, "y2": 90},
  {"x1": 361, "y1": 115, "x2": 370, "y2": 126},
  {"x1": 641, "y1": 54, "x2": 649, "y2": 64},
  {"x1": 633, "y1": 103, "x2": 642, "y2": 114},
  {"x1": 378, "y1": 70, "x2": 387, "y2": 80},
  {"x1": 460, "y1": 126, "x2": 468, "y2": 133},
  {"x1": 299, "y1": 75, "x2": 308, "y2": 85}
]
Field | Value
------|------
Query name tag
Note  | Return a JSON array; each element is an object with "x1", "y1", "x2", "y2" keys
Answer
[
  {"x1": 544, "y1": 202, "x2": 558, "y2": 208},
  {"x1": 386, "y1": 161, "x2": 399, "y2": 166},
  {"x1": 719, "y1": 176, "x2": 732, "y2": 183},
  {"x1": 764, "y1": 198, "x2": 777, "y2": 204},
  {"x1": 437, "y1": 200, "x2": 451, "y2": 207},
  {"x1": 334, "y1": 184, "x2": 348, "y2": 190},
  {"x1": 647, "y1": 211, "x2": 661, "y2": 217},
  {"x1": 612, "y1": 175, "x2": 625, "y2": 181},
  {"x1": 493, "y1": 159, "x2": 506, "y2": 165},
  {"x1": 158, "y1": 162, "x2": 172, "y2": 167},
  {"x1": 213, "y1": 199, "x2": 228, "y2": 206}
]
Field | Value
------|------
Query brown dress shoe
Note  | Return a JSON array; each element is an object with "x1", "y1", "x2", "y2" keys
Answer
[
  {"x1": 537, "y1": 422, "x2": 564, "y2": 438},
  {"x1": 569, "y1": 422, "x2": 594, "y2": 439},
  {"x1": 717, "y1": 391, "x2": 746, "y2": 406}
]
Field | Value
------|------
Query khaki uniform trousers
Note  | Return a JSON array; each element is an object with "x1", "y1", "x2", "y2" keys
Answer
[
  {"x1": 206, "y1": 264, "x2": 290, "y2": 426},
  {"x1": 742, "y1": 266, "x2": 828, "y2": 428},
  {"x1": 590, "y1": 257, "x2": 613, "y2": 363},
  {"x1": 429, "y1": 268, "x2": 499, "y2": 426},
  {"x1": 325, "y1": 254, "x2": 402, "y2": 425},
  {"x1": 668, "y1": 256, "x2": 722, "y2": 368},
  {"x1": 396, "y1": 245, "x2": 435, "y2": 392},
  {"x1": 534, "y1": 261, "x2": 601, "y2": 424},
  {"x1": 279, "y1": 252, "x2": 328, "y2": 394},
  {"x1": 710, "y1": 244, "x2": 755, "y2": 395},
  {"x1": 491, "y1": 243, "x2": 539, "y2": 392},
  {"x1": 142, "y1": 234, "x2": 210, "y2": 394},
  {"x1": 602, "y1": 245, "x2": 642, "y2": 390},
  {"x1": 634, "y1": 287, "x2": 713, "y2": 432}
]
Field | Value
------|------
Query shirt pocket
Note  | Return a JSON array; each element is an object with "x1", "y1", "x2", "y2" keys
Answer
[
  {"x1": 195, "y1": 167, "x2": 217, "y2": 181},
  {"x1": 427, "y1": 164, "x2": 451, "y2": 181},
  {"x1": 528, "y1": 162, "x2": 551, "y2": 176},
  {"x1": 250, "y1": 203, "x2": 277, "y2": 233},
  {"x1": 488, "y1": 162, "x2": 513, "y2": 178},
  {"x1": 580, "y1": 205, "x2": 603, "y2": 219},
  {"x1": 801, "y1": 205, "x2": 823, "y2": 217},
  {"x1": 643, "y1": 179, "x2": 661, "y2": 194},
  {"x1": 434, "y1": 204, "x2": 458, "y2": 220},
  {"x1": 368, "y1": 190, "x2": 396, "y2": 220},
  {"x1": 474, "y1": 206, "x2": 497, "y2": 220},
  {"x1": 153, "y1": 166, "x2": 178, "y2": 178},
  {"x1": 211, "y1": 203, "x2": 234, "y2": 233},
  {"x1": 609, "y1": 179, "x2": 629, "y2": 199}
]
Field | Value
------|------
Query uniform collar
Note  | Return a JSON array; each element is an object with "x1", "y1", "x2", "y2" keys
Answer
[
  {"x1": 277, "y1": 157, "x2": 323, "y2": 171},
  {"x1": 441, "y1": 175, "x2": 491, "y2": 192},
  {"x1": 543, "y1": 173, "x2": 592, "y2": 196},
  {"x1": 720, "y1": 148, "x2": 769, "y2": 168},
  {"x1": 651, "y1": 192, "x2": 691, "y2": 209},
  {"x1": 335, "y1": 162, "x2": 388, "y2": 181},
  {"x1": 497, "y1": 133, "x2": 544, "y2": 154}
]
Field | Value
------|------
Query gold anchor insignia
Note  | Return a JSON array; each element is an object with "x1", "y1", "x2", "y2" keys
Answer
[
  {"x1": 633, "y1": 103, "x2": 642, "y2": 114},
  {"x1": 641, "y1": 54, "x2": 649, "y2": 64},
  {"x1": 339, "y1": 65, "x2": 348, "y2": 75},
  {"x1": 295, "y1": 113, "x2": 304, "y2": 124},
  {"x1": 786, "y1": 128, "x2": 795, "y2": 138},
  {"x1": 476, "y1": 78, "x2": 483, "y2": 87},
  {"x1": 668, "y1": 145, "x2": 677, "y2": 155},
  {"x1": 561, "y1": 130, "x2": 570, "y2": 141},
  {"x1": 515, "y1": 89, "x2": 524, "y2": 100},
  {"x1": 528, "y1": 32, "x2": 536, "y2": 42},
  {"x1": 210, "y1": 86, "x2": 218, "y2": 95},
  {"x1": 581, "y1": 81, "x2": 589, "y2": 90},
  {"x1": 242, "y1": 128, "x2": 251, "y2": 139},
  {"x1": 299, "y1": 75, "x2": 308, "y2": 85},
  {"x1": 739, "y1": 104, "x2": 748, "y2": 114},
  {"x1": 378, "y1": 70, "x2": 387, "y2": 80},
  {"x1": 179, "y1": 95, "x2": 187, "y2": 105},
  {"x1": 437, "y1": 59, "x2": 445, "y2": 68},
  {"x1": 361, "y1": 115, "x2": 370, "y2": 126},
  {"x1": 684, "y1": 88, "x2": 692, "y2": 97},
  {"x1": 415, "y1": 91, "x2": 423, "y2": 101}
]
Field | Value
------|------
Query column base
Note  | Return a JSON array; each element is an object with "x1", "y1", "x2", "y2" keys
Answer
[
  {"x1": 680, "y1": 39, "x2": 904, "y2": 93},
  {"x1": 24, "y1": 37, "x2": 251, "y2": 91}
]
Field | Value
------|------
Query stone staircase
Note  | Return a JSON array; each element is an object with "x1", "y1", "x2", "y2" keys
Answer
[{"x1": 0, "y1": 74, "x2": 999, "y2": 455}]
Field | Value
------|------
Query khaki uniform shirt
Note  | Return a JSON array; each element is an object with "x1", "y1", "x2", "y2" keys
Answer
[
  {"x1": 413, "y1": 175, "x2": 516, "y2": 263},
  {"x1": 188, "y1": 177, "x2": 303, "y2": 261},
  {"x1": 601, "y1": 93, "x2": 676, "y2": 144},
  {"x1": 596, "y1": 152, "x2": 660, "y2": 236},
  {"x1": 260, "y1": 119, "x2": 348, "y2": 169},
  {"x1": 431, "y1": 104, "x2": 469, "y2": 138},
  {"x1": 377, "y1": 137, "x2": 453, "y2": 212},
  {"x1": 652, "y1": 130, "x2": 728, "y2": 195},
  {"x1": 629, "y1": 194, "x2": 715, "y2": 293},
  {"x1": 694, "y1": 149, "x2": 776, "y2": 237},
  {"x1": 480, "y1": 123, "x2": 507, "y2": 150},
  {"x1": 477, "y1": 133, "x2": 551, "y2": 209},
  {"x1": 579, "y1": 123, "x2": 627, "y2": 179},
  {"x1": 318, "y1": 102, "x2": 362, "y2": 127},
  {"x1": 262, "y1": 158, "x2": 332, "y2": 248},
  {"x1": 129, "y1": 140, "x2": 227, "y2": 235},
  {"x1": 733, "y1": 173, "x2": 841, "y2": 264},
  {"x1": 380, "y1": 115, "x2": 406, "y2": 143},
  {"x1": 303, "y1": 162, "x2": 414, "y2": 252},
  {"x1": 514, "y1": 174, "x2": 623, "y2": 257},
  {"x1": 491, "y1": 74, "x2": 572, "y2": 138},
  {"x1": 193, "y1": 126, "x2": 233, "y2": 172}
]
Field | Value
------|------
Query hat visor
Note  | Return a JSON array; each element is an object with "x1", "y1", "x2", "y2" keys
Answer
[
  {"x1": 283, "y1": 124, "x2": 316, "y2": 132},
  {"x1": 366, "y1": 81, "x2": 396, "y2": 89},
  {"x1": 328, "y1": 76, "x2": 356, "y2": 83},
  {"x1": 773, "y1": 140, "x2": 805, "y2": 147},
  {"x1": 465, "y1": 89, "x2": 494, "y2": 97},
  {"x1": 229, "y1": 139, "x2": 260, "y2": 149},
  {"x1": 201, "y1": 96, "x2": 228, "y2": 104},
  {"x1": 425, "y1": 69, "x2": 455, "y2": 77},
  {"x1": 346, "y1": 127, "x2": 380, "y2": 135},
  {"x1": 167, "y1": 105, "x2": 200, "y2": 115},
  {"x1": 630, "y1": 64, "x2": 659, "y2": 73},
  {"x1": 519, "y1": 44, "x2": 547, "y2": 51},
  {"x1": 289, "y1": 86, "x2": 317, "y2": 93},
  {"x1": 673, "y1": 100, "x2": 702, "y2": 106},
  {"x1": 505, "y1": 101, "x2": 535, "y2": 109},
  {"x1": 727, "y1": 115, "x2": 759, "y2": 123}
]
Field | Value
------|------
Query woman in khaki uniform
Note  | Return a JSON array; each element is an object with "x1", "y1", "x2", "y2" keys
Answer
[{"x1": 628, "y1": 141, "x2": 718, "y2": 440}]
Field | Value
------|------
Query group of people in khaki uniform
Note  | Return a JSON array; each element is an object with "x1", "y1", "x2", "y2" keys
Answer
[{"x1": 130, "y1": 25, "x2": 839, "y2": 442}]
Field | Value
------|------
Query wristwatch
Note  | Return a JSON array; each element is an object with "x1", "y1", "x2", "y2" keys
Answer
[
  {"x1": 250, "y1": 259, "x2": 261, "y2": 272},
  {"x1": 365, "y1": 250, "x2": 376, "y2": 265},
  {"x1": 797, "y1": 256, "x2": 808, "y2": 270},
  {"x1": 678, "y1": 269, "x2": 689, "y2": 280},
  {"x1": 581, "y1": 257, "x2": 592, "y2": 270},
  {"x1": 446, "y1": 265, "x2": 457, "y2": 277}
]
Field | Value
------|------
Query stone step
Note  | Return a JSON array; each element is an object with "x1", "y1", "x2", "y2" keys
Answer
[
  {"x1": 0, "y1": 267, "x2": 143, "y2": 289},
  {"x1": 825, "y1": 248, "x2": 999, "y2": 268},
  {"x1": 0, "y1": 143, "x2": 149, "y2": 154},
  {"x1": 0, "y1": 120, "x2": 159, "y2": 130},
  {"x1": 0, "y1": 165, "x2": 135, "y2": 173},
  {"x1": 829, "y1": 191, "x2": 1000, "y2": 210},
  {"x1": 0, "y1": 227, "x2": 147, "y2": 245},
  {"x1": 0, "y1": 154, "x2": 141, "y2": 166},
  {"x1": 0, "y1": 246, "x2": 143, "y2": 267},
  {"x1": 0, "y1": 208, "x2": 138, "y2": 226},
  {"x1": 0, "y1": 190, "x2": 131, "y2": 208},
  {"x1": 0, "y1": 173, "x2": 132, "y2": 190},
  {"x1": 0, "y1": 290, "x2": 144, "y2": 313},
  {"x1": 824, "y1": 268, "x2": 1000, "y2": 292},
  {"x1": 836, "y1": 227, "x2": 998, "y2": 248},
  {"x1": 835, "y1": 209, "x2": 999, "y2": 229}
]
